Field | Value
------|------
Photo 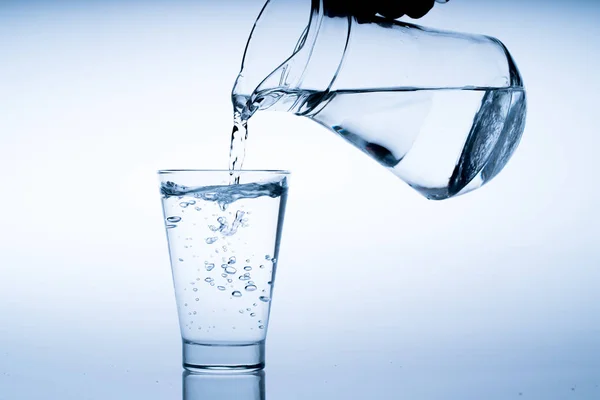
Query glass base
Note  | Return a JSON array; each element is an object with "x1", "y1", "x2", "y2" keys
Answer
[{"x1": 183, "y1": 340, "x2": 265, "y2": 372}]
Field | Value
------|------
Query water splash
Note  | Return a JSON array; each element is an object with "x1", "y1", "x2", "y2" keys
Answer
[{"x1": 161, "y1": 179, "x2": 288, "y2": 210}]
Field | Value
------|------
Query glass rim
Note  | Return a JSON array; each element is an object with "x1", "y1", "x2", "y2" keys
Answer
[{"x1": 157, "y1": 169, "x2": 291, "y2": 175}]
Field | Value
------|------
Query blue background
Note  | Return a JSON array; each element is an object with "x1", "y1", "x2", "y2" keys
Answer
[{"x1": 1, "y1": 0, "x2": 599, "y2": 398}]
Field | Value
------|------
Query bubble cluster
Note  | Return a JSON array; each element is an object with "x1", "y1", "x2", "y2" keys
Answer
[{"x1": 162, "y1": 189, "x2": 288, "y2": 335}]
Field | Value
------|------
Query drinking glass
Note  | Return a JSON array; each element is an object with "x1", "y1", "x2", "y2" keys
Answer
[{"x1": 158, "y1": 170, "x2": 289, "y2": 371}]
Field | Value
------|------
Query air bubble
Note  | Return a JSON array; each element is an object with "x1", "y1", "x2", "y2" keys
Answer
[
  {"x1": 195, "y1": 206, "x2": 201, "y2": 211},
  {"x1": 232, "y1": 291, "x2": 242, "y2": 297},
  {"x1": 221, "y1": 273, "x2": 227, "y2": 278},
  {"x1": 245, "y1": 284, "x2": 257, "y2": 292},
  {"x1": 205, "y1": 263, "x2": 215, "y2": 271},
  {"x1": 178, "y1": 258, "x2": 184, "y2": 262},
  {"x1": 179, "y1": 202, "x2": 189, "y2": 208},
  {"x1": 259, "y1": 296, "x2": 270, "y2": 302},
  {"x1": 217, "y1": 286, "x2": 226, "y2": 291},
  {"x1": 259, "y1": 325, "x2": 264, "y2": 329},
  {"x1": 195, "y1": 298, "x2": 199, "y2": 301},
  {"x1": 250, "y1": 313, "x2": 256, "y2": 317},
  {"x1": 227, "y1": 279, "x2": 233, "y2": 283},
  {"x1": 245, "y1": 259, "x2": 250, "y2": 263},
  {"x1": 265, "y1": 255, "x2": 271, "y2": 260},
  {"x1": 205, "y1": 237, "x2": 218, "y2": 244},
  {"x1": 228, "y1": 256, "x2": 236, "y2": 264},
  {"x1": 244, "y1": 266, "x2": 252, "y2": 271},
  {"x1": 166, "y1": 216, "x2": 181, "y2": 223},
  {"x1": 193, "y1": 288, "x2": 198, "y2": 292},
  {"x1": 188, "y1": 200, "x2": 196, "y2": 205},
  {"x1": 239, "y1": 275, "x2": 251, "y2": 281},
  {"x1": 259, "y1": 265, "x2": 265, "y2": 269},
  {"x1": 204, "y1": 277, "x2": 213, "y2": 283},
  {"x1": 225, "y1": 266, "x2": 237, "y2": 274}
]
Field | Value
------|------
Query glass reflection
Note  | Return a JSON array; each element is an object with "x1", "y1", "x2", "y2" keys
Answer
[{"x1": 183, "y1": 369, "x2": 265, "y2": 400}]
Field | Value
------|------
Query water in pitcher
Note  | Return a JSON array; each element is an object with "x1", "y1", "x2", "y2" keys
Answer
[
  {"x1": 228, "y1": 0, "x2": 527, "y2": 198},
  {"x1": 229, "y1": 84, "x2": 526, "y2": 200}
]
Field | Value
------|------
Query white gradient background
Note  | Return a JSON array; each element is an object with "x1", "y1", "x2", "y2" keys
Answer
[{"x1": 1, "y1": 0, "x2": 599, "y2": 399}]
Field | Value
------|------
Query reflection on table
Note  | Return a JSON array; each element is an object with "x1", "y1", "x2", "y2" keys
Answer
[{"x1": 183, "y1": 369, "x2": 265, "y2": 400}]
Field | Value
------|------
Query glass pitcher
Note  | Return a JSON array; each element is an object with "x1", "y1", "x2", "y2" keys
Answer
[{"x1": 232, "y1": 0, "x2": 527, "y2": 200}]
